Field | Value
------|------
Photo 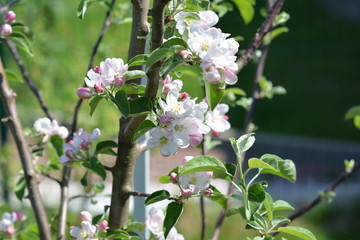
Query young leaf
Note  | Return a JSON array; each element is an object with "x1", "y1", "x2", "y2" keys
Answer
[
  {"x1": 8, "y1": 31, "x2": 33, "y2": 56},
  {"x1": 178, "y1": 155, "x2": 227, "y2": 177},
  {"x1": 163, "y1": 202, "x2": 184, "y2": 239},
  {"x1": 224, "y1": 87, "x2": 246, "y2": 96},
  {"x1": 93, "y1": 181, "x2": 105, "y2": 193},
  {"x1": 232, "y1": 0, "x2": 255, "y2": 24},
  {"x1": 132, "y1": 119, "x2": 156, "y2": 143},
  {"x1": 213, "y1": 162, "x2": 236, "y2": 181},
  {"x1": 263, "y1": 193, "x2": 274, "y2": 221},
  {"x1": 277, "y1": 226, "x2": 317, "y2": 240},
  {"x1": 229, "y1": 133, "x2": 255, "y2": 157},
  {"x1": 124, "y1": 70, "x2": 147, "y2": 81},
  {"x1": 248, "y1": 157, "x2": 277, "y2": 171},
  {"x1": 50, "y1": 135, "x2": 64, "y2": 157},
  {"x1": 14, "y1": 177, "x2": 26, "y2": 201},
  {"x1": 5, "y1": 69, "x2": 22, "y2": 83},
  {"x1": 128, "y1": 54, "x2": 149, "y2": 67},
  {"x1": 146, "y1": 47, "x2": 173, "y2": 68},
  {"x1": 158, "y1": 175, "x2": 172, "y2": 184},
  {"x1": 77, "y1": 0, "x2": 95, "y2": 19},
  {"x1": 145, "y1": 190, "x2": 170, "y2": 205},
  {"x1": 129, "y1": 97, "x2": 152, "y2": 117},
  {"x1": 271, "y1": 217, "x2": 290, "y2": 229},
  {"x1": 80, "y1": 171, "x2": 88, "y2": 187},
  {"x1": 205, "y1": 81, "x2": 225, "y2": 110},
  {"x1": 82, "y1": 156, "x2": 106, "y2": 180},
  {"x1": 260, "y1": 155, "x2": 296, "y2": 183},
  {"x1": 89, "y1": 96, "x2": 103, "y2": 116},
  {"x1": 161, "y1": 38, "x2": 188, "y2": 49},
  {"x1": 95, "y1": 140, "x2": 118, "y2": 155},
  {"x1": 105, "y1": 229, "x2": 130, "y2": 239},
  {"x1": 205, "y1": 185, "x2": 228, "y2": 209},
  {"x1": 345, "y1": 105, "x2": 360, "y2": 120},
  {"x1": 121, "y1": 83, "x2": 146, "y2": 95},
  {"x1": 92, "y1": 213, "x2": 103, "y2": 225},
  {"x1": 114, "y1": 90, "x2": 130, "y2": 117},
  {"x1": 273, "y1": 200, "x2": 295, "y2": 211},
  {"x1": 159, "y1": 53, "x2": 184, "y2": 79},
  {"x1": 246, "y1": 183, "x2": 266, "y2": 219}
]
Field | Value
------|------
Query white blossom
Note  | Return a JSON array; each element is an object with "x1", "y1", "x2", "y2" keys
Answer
[
  {"x1": 70, "y1": 221, "x2": 97, "y2": 240},
  {"x1": 205, "y1": 103, "x2": 231, "y2": 133},
  {"x1": 34, "y1": 117, "x2": 68, "y2": 141}
]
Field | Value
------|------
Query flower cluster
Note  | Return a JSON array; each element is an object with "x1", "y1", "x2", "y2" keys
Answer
[
  {"x1": 59, "y1": 128, "x2": 100, "y2": 163},
  {"x1": 145, "y1": 207, "x2": 184, "y2": 240},
  {"x1": 205, "y1": 103, "x2": 231, "y2": 137},
  {"x1": 34, "y1": 117, "x2": 69, "y2": 141},
  {"x1": 171, "y1": 156, "x2": 213, "y2": 197},
  {"x1": 70, "y1": 211, "x2": 108, "y2": 240},
  {"x1": 175, "y1": 10, "x2": 239, "y2": 85},
  {"x1": 77, "y1": 58, "x2": 128, "y2": 99},
  {"x1": 0, "y1": 211, "x2": 25, "y2": 236},
  {"x1": 147, "y1": 77, "x2": 210, "y2": 156},
  {"x1": 0, "y1": 10, "x2": 16, "y2": 37}
]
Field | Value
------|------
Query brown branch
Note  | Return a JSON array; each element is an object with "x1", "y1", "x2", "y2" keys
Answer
[
  {"x1": 69, "y1": 193, "x2": 96, "y2": 201},
  {"x1": 5, "y1": 40, "x2": 55, "y2": 120},
  {"x1": 41, "y1": 172, "x2": 61, "y2": 185},
  {"x1": 235, "y1": 0, "x2": 286, "y2": 74},
  {"x1": 57, "y1": 2, "x2": 116, "y2": 239},
  {"x1": 126, "y1": 190, "x2": 150, "y2": 197},
  {"x1": 271, "y1": 161, "x2": 360, "y2": 236},
  {"x1": 0, "y1": 63, "x2": 51, "y2": 239}
]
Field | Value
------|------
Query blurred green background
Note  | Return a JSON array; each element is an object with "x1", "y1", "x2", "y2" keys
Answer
[{"x1": 1, "y1": 0, "x2": 360, "y2": 239}]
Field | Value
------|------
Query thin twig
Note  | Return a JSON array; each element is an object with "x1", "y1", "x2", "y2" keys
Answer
[
  {"x1": 235, "y1": 0, "x2": 286, "y2": 74},
  {"x1": 57, "y1": 2, "x2": 116, "y2": 239},
  {"x1": 0, "y1": 64, "x2": 51, "y2": 239},
  {"x1": 200, "y1": 140, "x2": 207, "y2": 240},
  {"x1": 126, "y1": 190, "x2": 150, "y2": 197},
  {"x1": 69, "y1": 193, "x2": 96, "y2": 201},
  {"x1": 0, "y1": 0, "x2": 20, "y2": 12},
  {"x1": 5, "y1": 40, "x2": 55, "y2": 120},
  {"x1": 41, "y1": 173, "x2": 61, "y2": 185},
  {"x1": 271, "y1": 161, "x2": 360, "y2": 236}
]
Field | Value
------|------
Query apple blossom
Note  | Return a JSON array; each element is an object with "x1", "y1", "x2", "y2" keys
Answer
[
  {"x1": 0, "y1": 23, "x2": 12, "y2": 37},
  {"x1": 0, "y1": 211, "x2": 25, "y2": 235},
  {"x1": 5, "y1": 11, "x2": 16, "y2": 23},
  {"x1": 205, "y1": 103, "x2": 231, "y2": 133},
  {"x1": 34, "y1": 117, "x2": 69, "y2": 141},
  {"x1": 76, "y1": 87, "x2": 92, "y2": 99},
  {"x1": 80, "y1": 211, "x2": 92, "y2": 222},
  {"x1": 98, "y1": 220, "x2": 108, "y2": 232},
  {"x1": 174, "y1": 10, "x2": 218, "y2": 35},
  {"x1": 147, "y1": 128, "x2": 179, "y2": 156},
  {"x1": 70, "y1": 221, "x2": 97, "y2": 240},
  {"x1": 178, "y1": 171, "x2": 212, "y2": 194}
]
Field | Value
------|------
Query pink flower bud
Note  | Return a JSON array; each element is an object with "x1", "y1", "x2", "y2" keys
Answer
[
  {"x1": 5, "y1": 11, "x2": 16, "y2": 23},
  {"x1": 94, "y1": 84, "x2": 103, "y2": 93},
  {"x1": 0, "y1": 24, "x2": 12, "y2": 37},
  {"x1": 5, "y1": 227, "x2": 15, "y2": 235},
  {"x1": 114, "y1": 75, "x2": 125, "y2": 88},
  {"x1": 170, "y1": 172, "x2": 178, "y2": 183},
  {"x1": 93, "y1": 66, "x2": 102, "y2": 74},
  {"x1": 203, "y1": 188, "x2": 213, "y2": 195},
  {"x1": 163, "y1": 85, "x2": 170, "y2": 95},
  {"x1": 99, "y1": 220, "x2": 108, "y2": 232},
  {"x1": 68, "y1": 140, "x2": 74, "y2": 145},
  {"x1": 181, "y1": 188, "x2": 193, "y2": 197},
  {"x1": 182, "y1": 156, "x2": 193, "y2": 165},
  {"x1": 12, "y1": 211, "x2": 25, "y2": 221},
  {"x1": 201, "y1": 62, "x2": 221, "y2": 84},
  {"x1": 178, "y1": 50, "x2": 191, "y2": 58},
  {"x1": 81, "y1": 141, "x2": 89, "y2": 150},
  {"x1": 76, "y1": 87, "x2": 92, "y2": 99},
  {"x1": 188, "y1": 133, "x2": 203, "y2": 147},
  {"x1": 223, "y1": 115, "x2": 229, "y2": 120},
  {"x1": 80, "y1": 211, "x2": 92, "y2": 222},
  {"x1": 161, "y1": 75, "x2": 172, "y2": 84},
  {"x1": 211, "y1": 130, "x2": 220, "y2": 137},
  {"x1": 180, "y1": 92, "x2": 189, "y2": 99},
  {"x1": 205, "y1": 171, "x2": 213, "y2": 178},
  {"x1": 159, "y1": 114, "x2": 172, "y2": 125},
  {"x1": 65, "y1": 149, "x2": 74, "y2": 159}
]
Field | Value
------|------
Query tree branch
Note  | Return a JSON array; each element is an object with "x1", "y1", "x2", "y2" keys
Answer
[
  {"x1": 57, "y1": 2, "x2": 116, "y2": 239},
  {"x1": 5, "y1": 40, "x2": 55, "y2": 120},
  {"x1": 235, "y1": 0, "x2": 286, "y2": 74},
  {"x1": 0, "y1": 63, "x2": 51, "y2": 240}
]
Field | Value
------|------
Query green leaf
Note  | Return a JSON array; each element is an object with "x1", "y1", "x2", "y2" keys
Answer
[
  {"x1": 273, "y1": 200, "x2": 295, "y2": 211},
  {"x1": 178, "y1": 12, "x2": 200, "y2": 20},
  {"x1": 178, "y1": 155, "x2": 227, "y2": 177},
  {"x1": 145, "y1": 190, "x2": 170, "y2": 205},
  {"x1": 163, "y1": 202, "x2": 184, "y2": 238},
  {"x1": 95, "y1": 140, "x2": 118, "y2": 155},
  {"x1": 89, "y1": 96, "x2": 103, "y2": 116},
  {"x1": 50, "y1": 135, "x2": 64, "y2": 157},
  {"x1": 93, "y1": 181, "x2": 105, "y2": 193},
  {"x1": 344, "y1": 159, "x2": 355, "y2": 173},
  {"x1": 271, "y1": 217, "x2": 290, "y2": 229},
  {"x1": 8, "y1": 31, "x2": 33, "y2": 56},
  {"x1": 205, "y1": 81, "x2": 225, "y2": 110},
  {"x1": 129, "y1": 97, "x2": 152, "y2": 117},
  {"x1": 248, "y1": 157, "x2": 277, "y2": 171},
  {"x1": 277, "y1": 226, "x2": 317, "y2": 240},
  {"x1": 354, "y1": 116, "x2": 360, "y2": 129},
  {"x1": 224, "y1": 87, "x2": 246, "y2": 96},
  {"x1": 105, "y1": 229, "x2": 130, "y2": 239},
  {"x1": 274, "y1": 11, "x2": 290, "y2": 26},
  {"x1": 246, "y1": 183, "x2": 266, "y2": 219},
  {"x1": 225, "y1": 208, "x2": 240, "y2": 217},
  {"x1": 232, "y1": 0, "x2": 255, "y2": 24},
  {"x1": 161, "y1": 38, "x2": 188, "y2": 49},
  {"x1": 124, "y1": 70, "x2": 147, "y2": 81},
  {"x1": 77, "y1": 0, "x2": 95, "y2": 19},
  {"x1": 114, "y1": 90, "x2": 130, "y2": 117},
  {"x1": 159, "y1": 53, "x2": 184, "y2": 79},
  {"x1": 146, "y1": 47, "x2": 173, "y2": 68},
  {"x1": 260, "y1": 154, "x2": 296, "y2": 183},
  {"x1": 92, "y1": 213, "x2": 103, "y2": 225},
  {"x1": 236, "y1": 97, "x2": 252, "y2": 111},
  {"x1": 205, "y1": 185, "x2": 228, "y2": 209},
  {"x1": 158, "y1": 175, "x2": 172, "y2": 184},
  {"x1": 229, "y1": 133, "x2": 255, "y2": 157},
  {"x1": 80, "y1": 171, "x2": 88, "y2": 186},
  {"x1": 82, "y1": 156, "x2": 106, "y2": 180},
  {"x1": 14, "y1": 177, "x2": 26, "y2": 201},
  {"x1": 264, "y1": 193, "x2": 274, "y2": 221},
  {"x1": 345, "y1": 105, "x2": 360, "y2": 120},
  {"x1": 5, "y1": 69, "x2": 22, "y2": 82},
  {"x1": 121, "y1": 83, "x2": 146, "y2": 95},
  {"x1": 132, "y1": 120, "x2": 156, "y2": 143},
  {"x1": 124, "y1": 221, "x2": 146, "y2": 232},
  {"x1": 128, "y1": 54, "x2": 149, "y2": 67}
]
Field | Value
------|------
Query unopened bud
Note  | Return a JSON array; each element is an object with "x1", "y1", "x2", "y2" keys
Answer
[
  {"x1": 223, "y1": 115, "x2": 229, "y2": 120},
  {"x1": 0, "y1": 24, "x2": 12, "y2": 37},
  {"x1": 65, "y1": 150, "x2": 74, "y2": 159},
  {"x1": 93, "y1": 66, "x2": 102, "y2": 74},
  {"x1": 180, "y1": 92, "x2": 189, "y2": 99},
  {"x1": 159, "y1": 114, "x2": 172, "y2": 126},
  {"x1": 205, "y1": 171, "x2": 213, "y2": 178},
  {"x1": 5, "y1": 11, "x2": 16, "y2": 23},
  {"x1": 12, "y1": 211, "x2": 25, "y2": 221},
  {"x1": 5, "y1": 227, "x2": 15, "y2": 235},
  {"x1": 170, "y1": 172, "x2": 178, "y2": 183},
  {"x1": 178, "y1": 50, "x2": 191, "y2": 58},
  {"x1": 81, "y1": 141, "x2": 89, "y2": 150},
  {"x1": 76, "y1": 87, "x2": 92, "y2": 99},
  {"x1": 182, "y1": 156, "x2": 193, "y2": 165},
  {"x1": 68, "y1": 140, "x2": 74, "y2": 145},
  {"x1": 94, "y1": 84, "x2": 103, "y2": 93},
  {"x1": 181, "y1": 188, "x2": 193, "y2": 197},
  {"x1": 211, "y1": 130, "x2": 220, "y2": 137},
  {"x1": 80, "y1": 211, "x2": 92, "y2": 222},
  {"x1": 99, "y1": 220, "x2": 108, "y2": 232},
  {"x1": 188, "y1": 133, "x2": 203, "y2": 147},
  {"x1": 114, "y1": 75, "x2": 125, "y2": 87},
  {"x1": 203, "y1": 188, "x2": 213, "y2": 195}
]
